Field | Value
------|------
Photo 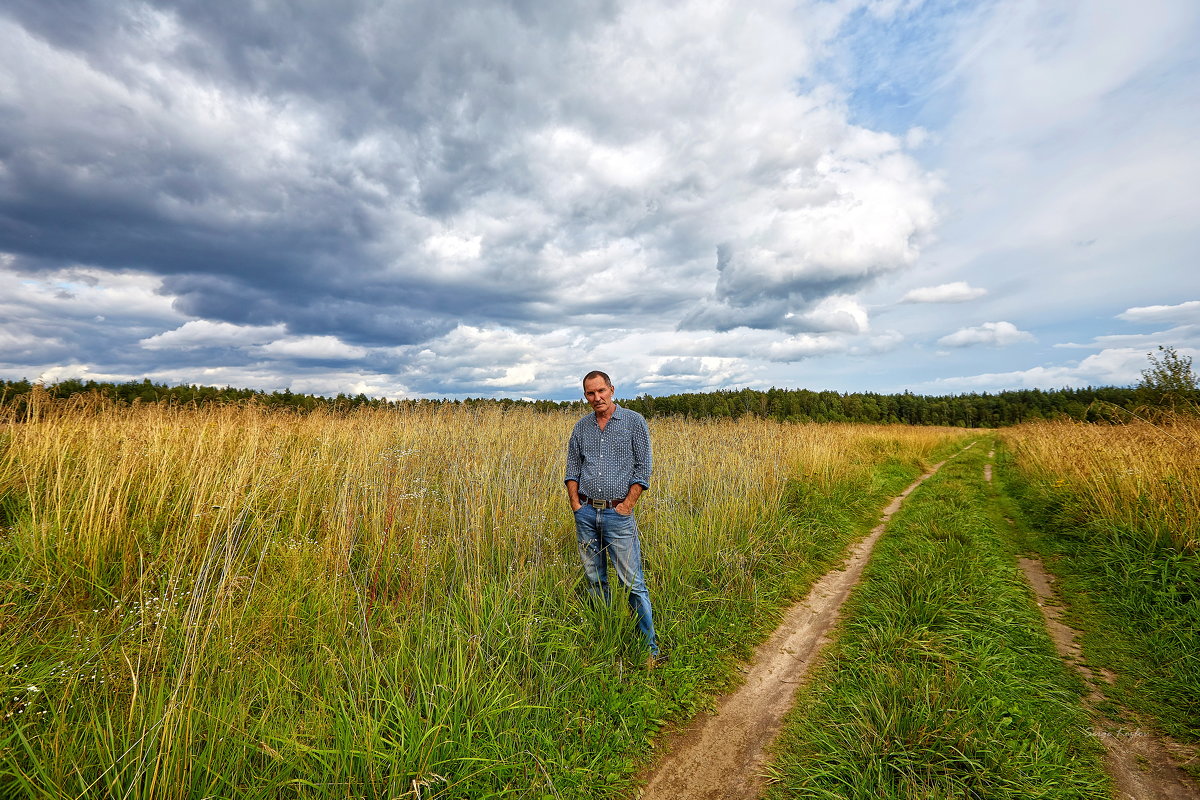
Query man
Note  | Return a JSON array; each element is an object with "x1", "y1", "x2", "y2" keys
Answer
[{"x1": 564, "y1": 370, "x2": 661, "y2": 661}]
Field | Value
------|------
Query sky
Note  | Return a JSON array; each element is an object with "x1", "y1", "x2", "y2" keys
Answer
[{"x1": 1, "y1": 0, "x2": 1197, "y2": 401}]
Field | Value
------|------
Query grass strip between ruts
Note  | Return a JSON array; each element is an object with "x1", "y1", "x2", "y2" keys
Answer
[{"x1": 765, "y1": 441, "x2": 1110, "y2": 800}]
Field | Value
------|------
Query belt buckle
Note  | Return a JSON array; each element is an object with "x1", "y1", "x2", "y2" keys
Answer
[{"x1": 590, "y1": 498, "x2": 605, "y2": 509}]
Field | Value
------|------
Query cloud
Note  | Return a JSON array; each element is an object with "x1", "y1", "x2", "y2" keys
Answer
[
  {"x1": 932, "y1": 347, "x2": 1174, "y2": 391},
  {"x1": 31, "y1": 364, "x2": 131, "y2": 386},
  {"x1": 1056, "y1": 304, "x2": 1200, "y2": 351},
  {"x1": 661, "y1": 328, "x2": 848, "y2": 363},
  {"x1": 253, "y1": 336, "x2": 369, "y2": 361},
  {"x1": 679, "y1": 128, "x2": 940, "y2": 331},
  {"x1": 856, "y1": 329, "x2": 905, "y2": 354},
  {"x1": 901, "y1": 281, "x2": 986, "y2": 303},
  {"x1": 0, "y1": 330, "x2": 65, "y2": 362},
  {"x1": 655, "y1": 357, "x2": 705, "y2": 378},
  {"x1": 1054, "y1": 324, "x2": 1200, "y2": 350},
  {"x1": 918, "y1": 0, "x2": 1200, "y2": 298},
  {"x1": 18, "y1": 361, "x2": 413, "y2": 400},
  {"x1": 638, "y1": 355, "x2": 755, "y2": 394},
  {"x1": 789, "y1": 295, "x2": 871, "y2": 334},
  {"x1": 422, "y1": 232, "x2": 483, "y2": 263},
  {"x1": 937, "y1": 321, "x2": 1035, "y2": 348},
  {"x1": 140, "y1": 320, "x2": 287, "y2": 350},
  {"x1": 2, "y1": 1, "x2": 1195, "y2": 400},
  {"x1": 1117, "y1": 300, "x2": 1200, "y2": 324},
  {"x1": 0, "y1": 0, "x2": 940, "y2": 357},
  {"x1": 0, "y1": 262, "x2": 185, "y2": 371},
  {"x1": 389, "y1": 324, "x2": 578, "y2": 396}
]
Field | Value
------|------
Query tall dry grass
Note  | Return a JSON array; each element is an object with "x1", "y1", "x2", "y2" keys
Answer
[
  {"x1": 999, "y1": 415, "x2": 1200, "y2": 742},
  {"x1": 999, "y1": 416, "x2": 1200, "y2": 551},
  {"x1": 0, "y1": 395, "x2": 965, "y2": 798}
]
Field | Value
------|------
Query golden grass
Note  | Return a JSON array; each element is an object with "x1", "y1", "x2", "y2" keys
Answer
[
  {"x1": 2, "y1": 397, "x2": 959, "y2": 608},
  {"x1": 0, "y1": 395, "x2": 969, "y2": 798},
  {"x1": 999, "y1": 415, "x2": 1200, "y2": 551},
  {"x1": 0, "y1": 397, "x2": 967, "y2": 667}
]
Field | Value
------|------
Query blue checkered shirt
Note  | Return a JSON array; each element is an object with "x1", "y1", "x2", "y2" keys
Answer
[{"x1": 564, "y1": 405, "x2": 652, "y2": 501}]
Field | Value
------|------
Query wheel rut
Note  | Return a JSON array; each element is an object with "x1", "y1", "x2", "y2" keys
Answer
[
  {"x1": 988, "y1": 449, "x2": 1200, "y2": 799},
  {"x1": 637, "y1": 444, "x2": 973, "y2": 799}
]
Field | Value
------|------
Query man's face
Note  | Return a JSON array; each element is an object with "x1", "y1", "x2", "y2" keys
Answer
[{"x1": 583, "y1": 377, "x2": 614, "y2": 414}]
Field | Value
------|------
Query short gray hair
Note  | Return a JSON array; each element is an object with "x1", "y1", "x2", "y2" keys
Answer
[{"x1": 582, "y1": 370, "x2": 613, "y2": 388}]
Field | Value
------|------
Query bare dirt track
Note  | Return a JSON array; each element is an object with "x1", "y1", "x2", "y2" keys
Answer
[
  {"x1": 987, "y1": 448, "x2": 1199, "y2": 799},
  {"x1": 638, "y1": 448, "x2": 970, "y2": 800},
  {"x1": 636, "y1": 444, "x2": 1198, "y2": 799},
  {"x1": 1018, "y1": 556, "x2": 1200, "y2": 800}
]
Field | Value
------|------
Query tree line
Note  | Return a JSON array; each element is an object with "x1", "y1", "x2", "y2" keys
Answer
[
  {"x1": 621, "y1": 385, "x2": 1151, "y2": 426},
  {"x1": 2, "y1": 376, "x2": 1189, "y2": 428}
]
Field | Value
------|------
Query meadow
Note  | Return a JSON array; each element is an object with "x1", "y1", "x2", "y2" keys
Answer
[
  {"x1": 764, "y1": 416, "x2": 1200, "y2": 798},
  {"x1": 997, "y1": 416, "x2": 1200, "y2": 744},
  {"x1": 1000, "y1": 415, "x2": 1199, "y2": 552},
  {"x1": 0, "y1": 395, "x2": 966, "y2": 799},
  {"x1": 768, "y1": 443, "x2": 1111, "y2": 799}
]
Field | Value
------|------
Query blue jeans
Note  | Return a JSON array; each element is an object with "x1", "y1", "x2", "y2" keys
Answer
[{"x1": 573, "y1": 505, "x2": 658, "y2": 655}]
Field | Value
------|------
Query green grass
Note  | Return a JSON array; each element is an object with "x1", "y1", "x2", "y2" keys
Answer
[
  {"x1": 766, "y1": 442, "x2": 1110, "y2": 800},
  {"x1": 0, "y1": 407, "x2": 969, "y2": 800},
  {"x1": 994, "y1": 446, "x2": 1200, "y2": 744}
]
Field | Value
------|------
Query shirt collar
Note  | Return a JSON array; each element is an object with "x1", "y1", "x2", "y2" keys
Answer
[{"x1": 593, "y1": 403, "x2": 624, "y2": 424}]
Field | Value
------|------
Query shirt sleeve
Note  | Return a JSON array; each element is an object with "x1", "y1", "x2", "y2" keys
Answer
[
  {"x1": 564, "y1": 425, "x2": 582, "y2": 485},
  {"x1": 629, "y1": 414, "x2": 652, "y2": 490}
]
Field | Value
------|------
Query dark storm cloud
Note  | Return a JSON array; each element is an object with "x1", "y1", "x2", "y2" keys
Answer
[
  {"x1": 0, "y1": 0, "x2": 623, "y2": 348},
  {"x1": 0, "y1": 0, "x2": 126, "y2": 55},
  {"x1": 164, "y1": 0, "x2": 614, "y2": 108},
  {"x1": 0, "y1": 0, "x2": 949, "y2": 396},
  {"x1": 678, "y1": 245, "x2": 868, "y2": 332},
  {"x1": 155, "y1": 0, "x2": 620, "y2": 227},
  {"x1": 159, "y1": 273, "x2": 461, "y2": 344}
]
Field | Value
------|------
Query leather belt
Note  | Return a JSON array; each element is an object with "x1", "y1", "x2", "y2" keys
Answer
[{"x1": 580, "y1": 494, "x2": 620, "y2": 509}]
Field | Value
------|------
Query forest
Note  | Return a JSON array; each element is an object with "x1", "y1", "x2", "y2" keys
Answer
[{"x1": 0, "y1": 377, "x2": 1181, "y2": 427}]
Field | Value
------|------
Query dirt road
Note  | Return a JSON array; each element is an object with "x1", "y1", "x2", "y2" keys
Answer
[
  {"x1": 987, "y1": 449, "x2": 1199, "y2": 799},
  {"x1": 1018, "y1": 555, "x2": 1199, "y2": 799},
  {"x1": 638, "y1": 449, "x2": 969, "y2": 799}
]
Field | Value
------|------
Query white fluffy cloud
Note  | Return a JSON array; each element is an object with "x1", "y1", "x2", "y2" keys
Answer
[
  {"x1": 937, "y1": 321, "x2": 1035, "y2": 348},
  {"x1": 901, "y1": 281, "x2": 987, "y2": 303},
  {"x1": 933, "y1": 347, "x2": 1166, "y2": 391},
  {"x1": 681, "y1": 123, "x2": 940, "y2": 330},
  {"x1": 254, "y1": 336, "x2": 369, "y2": 361},
  {"x1": 0, "y1": 263, "x2": 177, "y2": 321},
  {"x1": 639, "y1": 355, "x2": 755, "y2": 393},
  {"x1": 1117, "y1": 300, "x2": 1200, "y2": 324},
  {"x1": 141, "y1": 320, "x2": 287, "y2": 350},
  {"x1": 789, "y1": 295, "x2": 871, "y2": 334}
]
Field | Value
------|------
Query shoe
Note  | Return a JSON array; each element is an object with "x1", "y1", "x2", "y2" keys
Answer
[{"x1": 646, "y1": 650, "x2": 669, "y2": 669}]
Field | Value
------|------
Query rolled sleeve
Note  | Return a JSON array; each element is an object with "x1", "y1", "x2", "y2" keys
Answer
[
  {"x1": 564, "y1": 429, "x2": 582, "y2": 485},
  {"x1": 629, "y1": 415, "x2": 652, "y2": 490}
]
